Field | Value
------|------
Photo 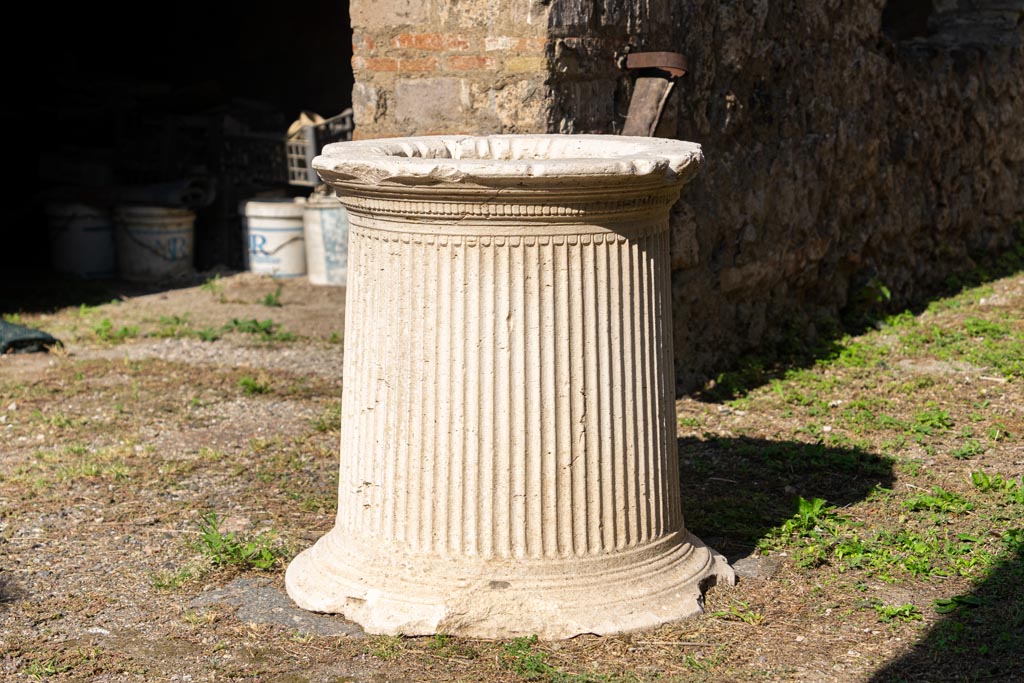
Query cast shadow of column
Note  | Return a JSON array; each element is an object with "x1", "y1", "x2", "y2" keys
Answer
[
  {"x1": 868, "y1": 546, "x2": 1023, "y2": 682},
  {"x1": 679, "y1": 435, "x2": 1024, "y2": 680},
  {"x1": 678, "y1": 436, "x2": 894, "y2": 562}
]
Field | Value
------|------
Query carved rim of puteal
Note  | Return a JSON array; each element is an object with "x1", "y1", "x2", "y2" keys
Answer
[{"x1": 312, "y1": 134, "x2": 703, "y2": 190}]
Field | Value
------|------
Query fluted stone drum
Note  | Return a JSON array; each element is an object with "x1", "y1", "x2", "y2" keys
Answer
[{"x1": 285, "y1": 135, "x2": 733, "y2": 638}]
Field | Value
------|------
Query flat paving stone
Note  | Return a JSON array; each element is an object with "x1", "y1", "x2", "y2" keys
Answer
[
  {"x1": 731, "y1": 554, "x2": 783, "y2": 581},
  {"x1": 191, "y1": 577, "x2": 364, "y2": 638}
]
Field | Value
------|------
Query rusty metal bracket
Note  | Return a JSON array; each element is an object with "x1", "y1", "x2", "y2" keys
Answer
[{"x1": 624, "y1": 51, "x2": 688, "y2": 79}]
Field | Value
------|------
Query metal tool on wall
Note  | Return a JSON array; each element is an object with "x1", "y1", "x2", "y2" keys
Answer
[{"x1": 621, "y1": 51, "x2": 688, "y2": 137}]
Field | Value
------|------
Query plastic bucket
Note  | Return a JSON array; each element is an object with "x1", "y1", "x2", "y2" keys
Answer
[
  {"x1": 114, "y1": 206, "x2": 195, "y2": 282},
  {"x1": 241, "y1": 199, "x2": 307, "y2": 278},
  {"x1": 45, "y1": 203, "x2": 116, "y2": 278},
  {"x1": 303, "y1": 196, "x2": 349, "y2": 286}
]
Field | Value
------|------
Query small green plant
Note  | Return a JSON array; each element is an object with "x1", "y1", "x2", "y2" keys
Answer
[
  {"x1": 200, "y1": 274, "x2": 223, "y2": 294},
  {"x1": 239, "y1": 375, "x2": 271, "y2": 396},
  {"x1": 24, "y1": 656, "x2": 72, "y2": 679},
  {"x1": 92, "y1": 318, "x2": 138, "y2": 343},
  {"x1": 226, "y1": 318, "x2": 295, "y2": 342},
  {"x1": 934, "y1": 594, "x2": 983, "y2": 614},
  {"x1": 311, "y1": 403, "x2": 341, "y2": 432},
  {"x1": 152, "y1": 567, "x2": 194, "y2": 590},
  {"x1": 196, "y1": 327, "x2": 221, "y2": 342},
  {"x1": 772, "y1": 497, "x2": 842, "y2": 540},
  {"x1": 500, "y1": 635, "x2": 554, "y2": 680},
  {"x1": 710, "y1": 600, "x2": 765, "y2": 625},
  {"x1": 368, "y1": 634, "x2": 404, "y2": 660},
  {"x1": 427, "y1": 633, "x2": 478, "y2": 660},
  {"x1": 261, "y1": 285, "x2": 283, "y2": 307},
  {"x1": 195, "y1": 512, "x2": 281, "y2": 570},
  {"x1": 951, "y1": 439, "x2": 986, "y2": 459},
  {"x1": 874, "y1": 603, "x2": 922, "y2": 624},
  {"x1": 904, "y1": 487, "x2": 974, "y2": 515},
  {"x1": 154, "y1": 314, "x2": 190, "y2": 337},
  {"x1": 911, "y1": 405, "x2": 954, "y2": 435}
]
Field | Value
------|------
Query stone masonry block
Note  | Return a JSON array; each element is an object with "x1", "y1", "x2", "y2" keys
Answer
[
  {"x1": 351, "y1": 0, "x2": 428, "y2": 28},
  {"x1": 394, "y1": 78, "x2": 465, "y2": 125}
]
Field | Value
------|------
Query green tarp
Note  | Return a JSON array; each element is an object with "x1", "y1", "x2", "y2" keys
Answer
[{"x1": 0, "y1": 320, "x2": 60, "y2": 354}]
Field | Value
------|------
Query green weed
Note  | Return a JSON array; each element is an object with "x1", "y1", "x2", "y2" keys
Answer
[
  {"x1": 195, "y1": 512, "x2": 282, "y2": 570},
  {"x1": 875, "y1": 603, "x2": 922, "y2": 624},
  {"x1": 261, "y1": 285, "x2": 283, "y2": 307},
  {"x1": 239, "y1": 375, "x2": 271, "y2": 396},
  {"x1": 92, "y1": 318, "x2": 138, "y2": 343},
  {"x1": 368, "y1": 634, "x2": 404, "y2": 660},
  {"x1": 904, "y1": 487, "x2": 974, "y2": 515},
  {"x1": 710, "y1": 600, "x2": 765, "y2": 625},
  {"x1": 951, "y1": 439, "x2": 986, "y2": 460},
  {"x1": 311, "y1": 403, "x2": 341, "y2": 432},
  {"x1": 226, "y1": 318, "x2": 294, "y2": 342}
]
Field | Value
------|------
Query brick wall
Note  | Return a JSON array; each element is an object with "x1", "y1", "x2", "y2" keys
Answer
[{"x1": 350, "y1": 0, "x2": 551, "y2": 137}]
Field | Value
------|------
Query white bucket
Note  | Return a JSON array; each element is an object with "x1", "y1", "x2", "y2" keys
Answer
[
  {"x1": 114, "y1": 206, "x2": 195, "y2": 282},
  {"x1": 45, "y1": 203, "x2": 116, "y2": 278},
  {"x1": 241, "y1": 198, "x2": 307, "y2": 278},
  {"x1": 303, "y1": 196, "x2": 349, "y2": 286}
]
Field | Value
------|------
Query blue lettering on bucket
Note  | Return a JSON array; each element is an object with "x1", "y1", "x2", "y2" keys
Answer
[
  {"x1": 249, "y1": 233, "x2": 268, "y2": 255},
  {"x1": 151, "y1": 237, "x2": 190, "y2": 261},
  {"x1": 166, "y1": 237, "x2": 189, "y2": 260}
]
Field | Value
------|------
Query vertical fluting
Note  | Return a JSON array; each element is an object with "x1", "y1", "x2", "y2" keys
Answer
[{"x1": 336, "y1": 222, "x2": 678, "y2": 560}]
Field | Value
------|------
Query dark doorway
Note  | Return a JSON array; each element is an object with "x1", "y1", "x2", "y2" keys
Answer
[{"x1": 1, "y1": 1, "x2": 353, "y2": 281}]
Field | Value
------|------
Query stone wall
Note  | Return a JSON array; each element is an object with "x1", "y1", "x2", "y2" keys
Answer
[{"x1": 347, "y1": 0, "x2": 1024, "y2": 392}]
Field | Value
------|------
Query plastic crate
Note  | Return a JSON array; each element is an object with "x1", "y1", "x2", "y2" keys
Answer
[
  {"x1": 286, "y1": 109, "x2": 354, "y2": 187},
  {"x1": 223, "y1": 132, "x2": 289, "y2": 186}
]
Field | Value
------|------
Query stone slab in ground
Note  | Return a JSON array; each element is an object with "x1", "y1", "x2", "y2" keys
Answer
[{"x1": 191, "y1": 577, "x2": 364, "y2": 638}]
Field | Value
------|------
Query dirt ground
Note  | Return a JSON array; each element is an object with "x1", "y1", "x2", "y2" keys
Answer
[{"x1": 1, "y1": 270, "x2": 1022, "y2": 682}]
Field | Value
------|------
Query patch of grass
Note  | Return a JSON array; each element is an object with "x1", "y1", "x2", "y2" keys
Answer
[
  {"x1": 226, "y1": 318, "x2": 295, "y2": 342},
  {"x1": 427, "y1": 634, "x2": 478, "y2": 660},
  {"x1": 196, "y1": 327, "x2": 221, "y2": 342},
  {"x1": 875, "y1": 603, "x2": 923, "y2": 624},
  {"x1": 501, "y1": 635, "x2": 554, "y2": 680},
  {"x1": 24, "y1": 656, "x2": 74, "y2": 679},
  {"x1": 195, "y1": 512, "x2": 283, "y2": 570},
  {"x1": 239, "y1": 375, "x2": 271, "y2": 396},
  {"x1": 153, "y1": 314, "x2": 191, "y2": 338},
  {"x1": 933, "y1": 594, "x2": 984, "y2": 615},
  {"x1": 261, "y1": 285, "x2": 283, "y2": 307},
  {"x1": 152, "y1": 567, "x2": 194, "y2": 590},
  {"x1": 92, "y1": 318, "x2": 138, "y2": 343},
  {"x1": 311, "y1": 403, "x2": 341, "y2": 432},
  {"x1": 951, "y1": 439, "x2": 986, "y2": 460},
  {"x1": 200, "y1": 274, "x2": 223, "y2": 295},
  {"x1": 710, "y1": 600, "x2": 765, "y2": 625},
  {"x1": 904, "y1": 487, "x2": 974, "y2": 515},
  {"x1": 368, "y1": 634, "x2": 404, "y2": 660}
]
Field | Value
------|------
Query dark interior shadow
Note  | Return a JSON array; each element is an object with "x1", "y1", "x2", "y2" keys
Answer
[
  {"x1": 678, "y1": 436, "x2": 894, "y2": 561},
  {"x1": 868, "y1": 547, "x2": 1023, "y2": 682},
  {"x1": 0, "y1": 270, "x2": 230, "y2": 316}
]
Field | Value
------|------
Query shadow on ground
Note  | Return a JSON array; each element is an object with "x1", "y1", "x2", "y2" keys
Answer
[
  {"x1": 678, "y1": 436, "x2": 894, "y2": 561},
  {"x1": 680, "y1": 437, "x2": 1024, "y2": 681},
  {"x1": 0, "y1": 269, "x2": 224, "y2": 315},
  {"x1": 693, "y1": 237, "x2": 1024, "y2": 405},
  {"x1": 869, "y1": 547, "x2": 1024, "y2": 682}
]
